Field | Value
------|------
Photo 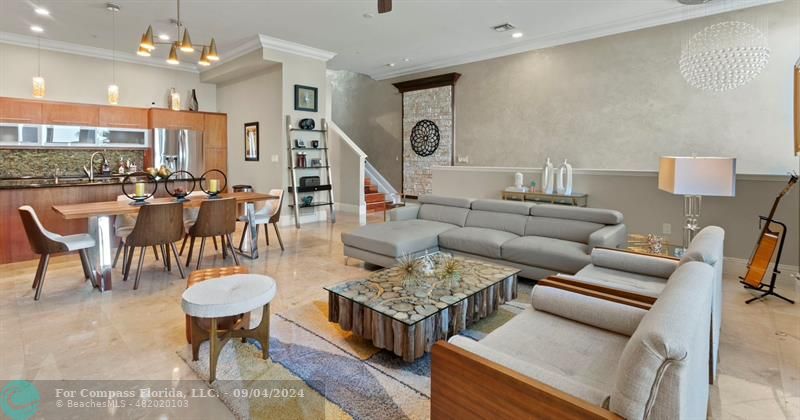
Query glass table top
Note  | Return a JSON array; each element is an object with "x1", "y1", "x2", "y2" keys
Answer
[{"x1": 325, "y1": 256, "x2": 520, "y2": 326}]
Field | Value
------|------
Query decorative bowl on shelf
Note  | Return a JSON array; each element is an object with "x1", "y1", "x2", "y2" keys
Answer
[
  {"x1": 164, "y1": 170, "x2": 196, "y2": 202},
  {"x1": 199, "y1": 169, "x2": 227, "y2": 199},
  {"x1": 121, "y1": 172, "x2": 158, "y2": 206},
  {"x1": 301, "y1": 195, "x2": 314, "y2": 207},
  {"x1": 298, "y1": 118, "x2": 315, "y2": 130}
]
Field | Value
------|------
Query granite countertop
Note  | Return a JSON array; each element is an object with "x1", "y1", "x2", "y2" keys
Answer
[{"x1": 0, "y1": 175, "x2": 128, "y2": 190}]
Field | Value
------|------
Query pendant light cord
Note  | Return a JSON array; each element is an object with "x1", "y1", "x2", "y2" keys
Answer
[
  {"x1": 112, "y1": 9, "x2": 116, "y2": 84},
  {"x1": 37, "y1": 35, "x2": 41, "y2": 77}
]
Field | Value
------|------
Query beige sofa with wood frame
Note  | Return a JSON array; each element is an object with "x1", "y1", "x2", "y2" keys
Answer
[{"x1": 432, "y1": 262, "x2": 713, "y2": 420}]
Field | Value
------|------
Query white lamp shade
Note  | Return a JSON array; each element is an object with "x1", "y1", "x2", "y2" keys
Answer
[{"x1": 658, "y1": 156, "x2": 736, "y2": 197}]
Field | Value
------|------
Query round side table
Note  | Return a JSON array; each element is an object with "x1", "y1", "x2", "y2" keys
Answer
[{"x1": 181, "y1": 273, "x2": 276, "y2": 383}]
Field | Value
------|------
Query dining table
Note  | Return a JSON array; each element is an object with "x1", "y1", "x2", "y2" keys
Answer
[{"x1": 52, "y1": 192, "x2": 278, "y2": 292}]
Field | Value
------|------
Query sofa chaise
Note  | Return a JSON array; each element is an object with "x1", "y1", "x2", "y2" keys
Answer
[
  {"x1": 342, "y1": 195, "x2": 627, "y2": 279},
  {"x1": 557, "y1": 226, "x2": 725, "y2": 383},
  {"x1": 432, "y1": 261, "x2": 713, "y2": 419}
]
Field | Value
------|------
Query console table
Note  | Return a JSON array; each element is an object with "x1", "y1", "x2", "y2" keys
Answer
[{"x1": 501, "y1": 190, "x2": 588, "y2": 207}]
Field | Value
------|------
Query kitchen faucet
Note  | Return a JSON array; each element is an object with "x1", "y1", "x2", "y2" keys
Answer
[{"x1": 83, "y1": 151, "x2": 107, "y2": 181}]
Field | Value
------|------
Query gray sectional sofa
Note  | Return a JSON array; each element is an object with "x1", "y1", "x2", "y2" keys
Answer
[{"x1": 342, "y1": 195, "x2": 627, "y2": 279}]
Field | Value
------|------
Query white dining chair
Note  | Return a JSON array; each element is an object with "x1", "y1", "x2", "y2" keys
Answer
[
  {"x1": 238, "y1": 189, "x2": 284, "y2": 251},
  {"x1": 18, "y1": 206, "x2": 97, "y2": 300}
]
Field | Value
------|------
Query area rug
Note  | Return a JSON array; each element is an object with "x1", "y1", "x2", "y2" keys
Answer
[{"x1": 178, "y1": 285, "x2": 532, "y2": 420}]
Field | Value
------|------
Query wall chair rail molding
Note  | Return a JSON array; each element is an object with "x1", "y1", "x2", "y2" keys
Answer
[{"x1": 393, "y1": 73, "x2": 460, "y2": 198}]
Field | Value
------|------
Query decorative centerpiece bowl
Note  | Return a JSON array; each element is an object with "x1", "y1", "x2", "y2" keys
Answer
[
  {"x1": 199, "y1": 169, "x2": 227, "y2": 199},
  {"x1": 164, "y1": 170, "x2": 196, "y2": 202},
  {"x1": 121, "y1": 172, "x2": 158, "y2": 206}
]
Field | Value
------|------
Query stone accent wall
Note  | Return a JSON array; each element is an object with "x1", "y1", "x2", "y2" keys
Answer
[
  {"x1": 402, "y1": 86, "x2": 453, "y2": 196},
  {"x1": 0, "y1": 149, "x2": 144, "y2": 178}
]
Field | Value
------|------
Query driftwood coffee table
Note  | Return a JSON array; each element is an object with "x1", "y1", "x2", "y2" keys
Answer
[{"x1": 325, "y1": 257, "x2": 519, "y2": 362}]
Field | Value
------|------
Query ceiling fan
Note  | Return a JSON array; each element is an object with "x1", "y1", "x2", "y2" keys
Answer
[{"x1": 378, "y1": 0, "x2": 392, "y2": 14}]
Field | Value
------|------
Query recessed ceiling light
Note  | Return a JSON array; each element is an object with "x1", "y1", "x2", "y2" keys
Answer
[
  {"x1": 387, "y1": 63, "x2": 396, "y2": 67},
  {"x1": 30, "y1": 25, "x2": 44, "y2": 33},
  {"x1": 363, "y1": 13, "x2": 374, "y2": 18},
  {"x1": 512, "y1": 32, "x2": 523, "y2": 39},
  {"x1": 158, "y1": 34, "x2": 170, "y2": 41},
  {"x1": 492, "y1": 23, "x2": 515, "y2": 32},
  {"x1": 34, "y1": 7, "x2": 49, "y2": 16},
  {"x1": 402, "y1": 58, "x2": 410, "y2": 62}
]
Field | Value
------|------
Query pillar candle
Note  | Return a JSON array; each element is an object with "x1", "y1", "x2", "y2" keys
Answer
[
  {"x1": 134, "y1": 182, "x2": 146, "y2": 198},
  {"x1": 209, "y1": 179, "x2": 219, "y2": 193}
]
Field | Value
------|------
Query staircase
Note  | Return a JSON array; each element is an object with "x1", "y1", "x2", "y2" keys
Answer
[{"x1": 365, "y1": 177, "x2": 390, "y2": 213}]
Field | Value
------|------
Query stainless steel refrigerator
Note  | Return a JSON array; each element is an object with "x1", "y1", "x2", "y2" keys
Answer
[{"x1": 153, "y1": 128, "x2": 204, "y2": 174}]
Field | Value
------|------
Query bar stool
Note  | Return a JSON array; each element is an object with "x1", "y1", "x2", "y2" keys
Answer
[
  {"x1": 121, "y1": 202, "x2": 186, "y2": 289},
  {"x1": 238, "y1": 189, "x2": 285, "y2": 251},
  {"x1": 184, "y1": 198, "x2": 240, "y2": 269},
  {"x1": 18, "y1": 206, "x2": 97, "y2": 300}
]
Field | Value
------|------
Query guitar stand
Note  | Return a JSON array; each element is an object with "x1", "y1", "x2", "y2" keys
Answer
[{"x1": 740, "y1": 218, "x2": 795, "y2": 305}]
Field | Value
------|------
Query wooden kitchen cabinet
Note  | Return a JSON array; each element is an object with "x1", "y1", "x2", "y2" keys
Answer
[
  {"x1": 98, "y1": 106, "x2": 148, "y2": 128},
  {"x1": 148, "y1": 109, "x2": 204, "y2": 131},
  {"x1": 0, "y1": 97, "x2": 43, "y2": 123},
  {"x1": 43, "y1": 102, "x2": 99, "y2": 126},
  {"x1": 204, "y1": 113, "x2": 227, "y2": 149},
  {"x1": 203, "y1": 147, "x2": 228, "y2": 182}
]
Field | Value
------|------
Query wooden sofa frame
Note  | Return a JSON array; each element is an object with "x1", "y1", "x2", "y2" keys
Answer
[{"x1": 431, "y1": 276, "x2": 657, "y2": 420}]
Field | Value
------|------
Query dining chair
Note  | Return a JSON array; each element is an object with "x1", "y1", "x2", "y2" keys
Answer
[
  {"x1": 238, "y1": 189, "x2": 285, "y2": 251},
  {"x1": 18, "y1": 206, "x2": 97, "y2": 300},
  {"x1": 112, "y1": 195, "x2": 160, "y2": 269},
  {"x1": 184, "y1": 198, "x2": 240, "y2": 269},
  {"x1": 179, "y1": 192, "x2": 223, "y2": 256},
  {"x1": 121, "y1": 202, "x2": 186, "y2": 290}
]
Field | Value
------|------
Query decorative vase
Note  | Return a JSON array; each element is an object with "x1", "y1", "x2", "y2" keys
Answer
[
  {"x1": 556, "y1": 159, "x2": 573, "y2": 195},
  {"x1": 541, "y1": 158, "x2": 554, "y2": 194},
  {"x1": 169, "y1": 88, "x2": 181, "y2": 111},
  {"x1": 514, "y1": 172, "x2": 523, "y2": 189},
  {"x1": 188, "y1": 89, "x2": 199, "y2": 112}
]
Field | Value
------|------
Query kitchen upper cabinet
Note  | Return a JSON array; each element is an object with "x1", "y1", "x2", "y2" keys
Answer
[
  {"x1": 204, "y1": 113, "x2": 227, "y2": 149},
  {"x1": 43, "y1": 103, "x2": 99, "y2": 126},
  {"x1": 98, "y1": 106, "x2": 148, "y2": 129},
  {"x1": 148, "y1": 109, "x2": 204, "y2": 131},
  {"x1": 204, "y1": 147, "x2": 228, "y2": 179},
  {"x1": 0, "y1": 98, "x2": 42, "y2": 124}
]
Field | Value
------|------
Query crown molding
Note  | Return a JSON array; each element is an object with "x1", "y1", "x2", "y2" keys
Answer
[
  {"x1": 257, "y1": 34, "x2": 337, "y2": 62},
  {"x1": 369, "y1": 0, "x2": 781, "y2": 80},
  {"x1": 0, "y1": 31, "x2": 200, "y2": 73}
]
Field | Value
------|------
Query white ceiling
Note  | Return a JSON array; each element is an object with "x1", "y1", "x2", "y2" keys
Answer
[{"x1": 0, "y1": 0, "x2": 781, "y2": 80}]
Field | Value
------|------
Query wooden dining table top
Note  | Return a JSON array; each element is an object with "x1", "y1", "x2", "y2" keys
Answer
[{"x1": 52, "y1": 192, "x2": 278, "y2": 220}]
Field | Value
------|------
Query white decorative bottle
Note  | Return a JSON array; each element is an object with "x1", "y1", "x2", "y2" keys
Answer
[
  {"x1": 514, "y1": 172, "x2": 523, "y2": 189},
  {"x1": 556, "y1": 159, "x2": 573, "y2": 195},
  {"x1": 542, "y1": 158, "x2": 554, "y2": 194}
]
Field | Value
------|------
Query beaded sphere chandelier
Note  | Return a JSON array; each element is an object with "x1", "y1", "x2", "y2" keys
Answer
[{"x1": 679, "y1": 21, "x2": 770, "y2": 92}]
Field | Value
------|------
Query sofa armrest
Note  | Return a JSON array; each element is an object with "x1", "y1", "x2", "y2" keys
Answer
[
  {"x1": 588, "y1": 224, "x2": 627, "y2": 249},
  {"x1": 591, "y1": 247, "x2": 679, "y2": 279},
  {"x1": 432, "y1": 340, "x2": 621, "y2": 420},
  {"x1": 388, "y1": 204, "x2": 420, "y2": 221}
]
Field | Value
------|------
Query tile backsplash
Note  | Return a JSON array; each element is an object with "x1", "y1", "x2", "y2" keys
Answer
[{"x1": 0, "y1": 149, "x2": 145, "y2": 178}]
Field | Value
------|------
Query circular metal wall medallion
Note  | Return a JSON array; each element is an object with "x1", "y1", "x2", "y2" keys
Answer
[{"x1": 410, "y1": 119, "x2": 440, "y2": 157}]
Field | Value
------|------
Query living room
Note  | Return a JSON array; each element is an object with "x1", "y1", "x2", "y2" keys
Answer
[{"x1": 0, "y1": 0, "x2": 798, "y2": 419}]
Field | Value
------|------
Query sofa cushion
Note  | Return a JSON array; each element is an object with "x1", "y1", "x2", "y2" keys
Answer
[
  {"x1": 418, "y1": 195, "x2": 473, "y2": 208},
  {"x1": 591, "y1": 248, "x2": 678, "y2": 279},
  {"x1": 419, "y1": 204, "x2": 471, "y2": 227},
  {"x1": 466, "y1": 210, "x2": 528, "y2": 236},
  {"x1": 531, "y1": 204, "x2": 624, "y2": 225},
  {"x1": 568, "y1": 266, "x2": 666, "y2": 297},
  {"x1": 502, "y1": 236, "x2": 590, "y2": 273},
  {"x1": 479, "y1": 304, "x2": 629, "y2": 400},
  {"x1": 438, "y1": 227, "x2": 518, "y2": 259},
  {"x1": 524, "y1": 216, "x2": 604, "y2": 243},
  {"x1": 341, "y1": 219, "x2": 457, "y2": 257},
  {"x1": 531, "y1": 284, "x2": 647, "y2": 336},
  {"x1": 471, "y1": 199, "x2": 535, "y2": 215}
]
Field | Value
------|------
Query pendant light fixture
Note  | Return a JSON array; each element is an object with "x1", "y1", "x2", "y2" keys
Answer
[
  {"x1": 32, "y1": 35, "x2": 45, "y2": 98},
  {"x1": 136, "y1": 0, "x2": 218, "y2": 67},
  {"x1": 107, "y1": 3, "x2": 120, "y2": 105}
]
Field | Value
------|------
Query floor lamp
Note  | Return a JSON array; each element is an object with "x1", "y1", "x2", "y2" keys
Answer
[{"x1": 658, "y1": 156, "x2": 737, "y2": 248}]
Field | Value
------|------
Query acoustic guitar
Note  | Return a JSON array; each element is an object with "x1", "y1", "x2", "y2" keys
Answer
[{"x1": 741, "y1": 174, "x2": 798, "y2": 288}]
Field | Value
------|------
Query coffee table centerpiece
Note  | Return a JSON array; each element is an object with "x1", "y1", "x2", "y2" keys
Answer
[{"x1": 325, "y1": 254, "x2": 519, "y2": 362}]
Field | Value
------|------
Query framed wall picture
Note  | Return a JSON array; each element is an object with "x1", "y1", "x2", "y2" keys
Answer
[
  {"x1": 244, "y1": 122, "x2": 259, "y2": 161},
  {"x1": 294, "y1": 84, "x2": 318, "y2": 112}
]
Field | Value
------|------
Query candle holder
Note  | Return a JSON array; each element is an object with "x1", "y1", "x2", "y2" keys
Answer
[
  {"x1": 164, "y1": 170, "x2": 196, "y2": 202},
  {"x1": 121, "y1": 172, "x2": 158, "y2": 206},
  {"x1": 199, "y1": 169, "x2": 227, "y2": 199}
]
